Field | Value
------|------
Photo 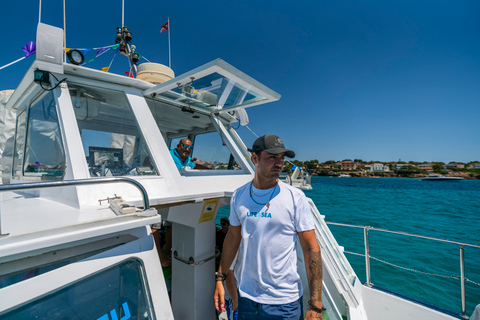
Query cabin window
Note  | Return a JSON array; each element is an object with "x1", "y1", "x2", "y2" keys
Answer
[
  {"x1": 23, "y1": 92, "x2": 66, "y2": 181},
  {"x1": 68, "y1": 83, "x2": 159, "y2": 177},
  {"x1": 11, "y1": 108, "x2": 27, "y2": 179},
  {"x1": 0, "y1": 259, "x2": 155, "y2": 319},
  {"x1": 147, "y1": 98, "x2": 246, "y2": 174},
  {"x1": 169, "y1": 132, "x2": 241, "y2": 170}
]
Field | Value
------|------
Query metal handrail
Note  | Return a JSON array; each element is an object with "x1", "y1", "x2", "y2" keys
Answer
[
  {"x1": 326, "y1": 221, "x2": 480, "y2": 318},
  {"x1": 173, "y1": 249, "x2": 220, "y2": 266},
  {"x1": 0, "y1": 177, "x2": 149, "y2": 209}
]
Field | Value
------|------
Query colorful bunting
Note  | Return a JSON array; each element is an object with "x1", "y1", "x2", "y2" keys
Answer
[
  {"x1": 102, "y1": 67, "x2": 109, "y2": 72},
  {"x1": 97, "y1": 48, "x2": 107, "y2": 55},
  {"x1": 0, "y1": 41, "x2": 36, "y2": 71},
  {"x1": 22, "y1": 41, "x2": 36, "y2": 57},
  {"x1": 124, "y1": 71, "x2": 134, "y2": 78}
]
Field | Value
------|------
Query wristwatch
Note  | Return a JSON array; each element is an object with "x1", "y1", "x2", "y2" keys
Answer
[{"x1": 215, "y1": 272, "x2": 228, "y2": 281}]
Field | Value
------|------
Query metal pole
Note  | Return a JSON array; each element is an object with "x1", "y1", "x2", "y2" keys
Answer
[
  {"x1": 460, "y1": 245, "x2": 466, "y2": 317},
  {"x1": 168, "y1": 17, "x2": 171, "y2": 68},
  {"x1": 39, "y1": 0, "x2": 42, "y2": 23},
  {"x1": 122, "y1": 0, "x2": 124, "y2": 28},
  {"x1": 63, "y1": 0, "x2": 66, "y2": 63},
  {"x1": 364, "y1": 226, "x2": 372, "y2": 286}
]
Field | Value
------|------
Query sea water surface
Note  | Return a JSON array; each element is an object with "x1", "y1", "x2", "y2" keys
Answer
[{"x1": 217, "y1": 176, "x2": 480, "y2": 315}]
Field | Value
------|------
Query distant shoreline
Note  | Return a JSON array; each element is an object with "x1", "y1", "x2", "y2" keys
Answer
[{"x1": 311, "y1": 172, "x2": 479, "y2": 180}]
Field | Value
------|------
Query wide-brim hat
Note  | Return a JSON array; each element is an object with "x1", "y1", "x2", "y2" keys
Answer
[{"x1": 252, "y1": 134, "x2": 295, "y2": 158}]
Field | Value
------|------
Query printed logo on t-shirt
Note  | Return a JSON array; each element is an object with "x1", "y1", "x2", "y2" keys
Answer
[{"x1": 246, "y1": 211, "x2": 272, "y2": 218}]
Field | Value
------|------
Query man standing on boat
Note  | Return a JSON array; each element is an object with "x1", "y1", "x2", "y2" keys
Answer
[{"x1": 214, "y1": 134, "x2": 323, "y2": 319}]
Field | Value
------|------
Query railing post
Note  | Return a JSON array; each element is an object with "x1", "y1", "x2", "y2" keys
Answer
[
  {"x1": 364, "y1": 226, "x2": 372, "y2": 286},
  {"x1": 460, "y1": 244, "x2": 466, "y2": 318}
]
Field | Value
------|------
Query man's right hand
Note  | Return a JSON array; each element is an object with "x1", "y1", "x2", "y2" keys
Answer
[{"x1": 213, "y1": 281, "x2": 226, "y2": 312}]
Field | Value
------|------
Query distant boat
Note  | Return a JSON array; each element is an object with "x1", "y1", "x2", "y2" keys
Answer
[
  {"x1": 338, "y1": 173, "x2": 351, "y2": 178},
  {"x1": 279, "y1": 166, "x2": 313, "y2": 190},
  {"x1": 422, "y1": 174, "x2": 463, "y2": 181}
]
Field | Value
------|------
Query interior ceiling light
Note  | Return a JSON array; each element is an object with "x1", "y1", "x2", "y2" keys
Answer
[{"x1": 66, "y1": 49, "x2": 84, "y2": 65}]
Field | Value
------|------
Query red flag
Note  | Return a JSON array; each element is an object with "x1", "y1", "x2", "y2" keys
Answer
[
  {"x1": 160, "y1": 22, "x2": 169, "y2": 33},
  {"x1": 124, "y1": 71, "x2": 134, "y2": 78}
]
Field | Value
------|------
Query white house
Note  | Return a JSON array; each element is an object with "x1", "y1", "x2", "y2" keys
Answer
[
  {"x1": 468, "y1": 163, "x2": 480, "y2": 169},
  {"x1": 371, "y1": 163, "x2": 390, "y2": 172}
]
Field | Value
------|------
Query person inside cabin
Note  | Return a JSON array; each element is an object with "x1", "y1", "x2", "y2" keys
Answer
[
  {"x1": 170, "y1": 138, "x2": 209, "y2": 170},
  {"x1": 216, "y1": 217, "x2": 230, "y2": 269},
  {"x1": 213, "y1": 134, "x2": 323, "y2": 320},
  {"x1": 216, "y1": 217, "x2": 230, "y2": 254}
]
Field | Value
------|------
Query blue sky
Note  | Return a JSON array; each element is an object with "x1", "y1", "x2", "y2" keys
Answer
[{"x1": 1, "y1": 0, "x2": 479, "y2": 163}]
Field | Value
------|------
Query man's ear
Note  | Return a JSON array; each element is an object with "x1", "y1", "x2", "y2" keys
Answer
[{"x1": 251, "y1": 152, "x2": 258, "y2": 165}]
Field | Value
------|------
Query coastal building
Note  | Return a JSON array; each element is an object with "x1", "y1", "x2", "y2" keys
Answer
[
  {"x1": 468, "y1": 163, "x2": 480, "y2": 169},
  {"x1": 371, "y1": 163, "x2": 390, "y2": 172},
  {"x1": 340, "y1": 160, "x2": 357, "y2": 170},
  {"x1": 417, "y1": 163, "x2": 433, "y2": 171},
  {"x1": 396, "y1": 164, "x2": 408, "y2": 170},
  {"x1": 445, "y1": 163, "x2": 465, "y2": 169}
]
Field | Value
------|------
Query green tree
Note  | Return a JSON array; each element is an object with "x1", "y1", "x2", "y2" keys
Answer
[{"x1": 325, "y1": 160, "x2": 336, "y2": 167}]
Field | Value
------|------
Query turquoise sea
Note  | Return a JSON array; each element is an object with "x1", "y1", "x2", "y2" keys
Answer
[{"x1": 217, "y1": 176, "x2": 480, "y2": 316}]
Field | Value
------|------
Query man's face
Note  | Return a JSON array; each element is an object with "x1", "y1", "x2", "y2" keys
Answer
[
  {"x1": 177, "y1": 139, "x2": 193, "y2": 161},
  {"x1": 253, "y1": 151, "x2": 285, "y2": 180}
]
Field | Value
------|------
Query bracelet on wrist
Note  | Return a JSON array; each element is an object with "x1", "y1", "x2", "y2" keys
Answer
[
  {"x1": 215, "y1": 272, "x2": 228, "y2": 280},
  {"x1": 308, "y1": 300, "x2": 326, "y2": 313}
]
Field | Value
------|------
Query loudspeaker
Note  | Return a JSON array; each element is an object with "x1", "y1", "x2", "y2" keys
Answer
[{"x1": 36, "y1": 23, "x2": 64, "y2": 74}]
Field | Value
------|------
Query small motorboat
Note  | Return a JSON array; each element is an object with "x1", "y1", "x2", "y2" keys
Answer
[{"x1": 422, "y1": 174, "x2": 463, "y2": 181}]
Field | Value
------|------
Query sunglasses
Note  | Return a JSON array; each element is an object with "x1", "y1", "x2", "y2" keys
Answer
[{"x1": 182, "y1": 144, "x2": 194, "y2": 150}]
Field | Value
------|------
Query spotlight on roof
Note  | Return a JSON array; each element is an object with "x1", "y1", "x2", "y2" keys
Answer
[{"x1": 66, "y1": 49, "x2": 84, "y2": 65}]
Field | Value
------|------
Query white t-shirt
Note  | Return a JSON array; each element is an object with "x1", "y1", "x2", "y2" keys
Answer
[{"x1": 229, "y1": 181, "x2": 314, "y2": 304}]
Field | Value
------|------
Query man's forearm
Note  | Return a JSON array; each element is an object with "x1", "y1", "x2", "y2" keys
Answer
[
  {"x1": 218, "y1": 226, "x2": 241, "y2": 274},
  {"x1": 306, "y1": 247, "x2": 323, "y2": 305}
]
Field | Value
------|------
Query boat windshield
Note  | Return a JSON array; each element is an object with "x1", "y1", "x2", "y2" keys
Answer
[
  {"x1": 12, "y1": 91, "x2": 66, "y2": 181},
  {"x1": 144, "y1": 59, "x2": 280, "y2": 113},
  {"x1": 156, "y1": 72, "x2": 265, "y2": 110},
  {"x1": 68, "y1": 83, "x2": 159, "y2": 177}
]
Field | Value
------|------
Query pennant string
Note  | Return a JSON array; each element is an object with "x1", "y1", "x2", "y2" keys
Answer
[
  {"x1": 81, "y1": 47, "x2": 112, "y2": 65},
  {"x1": 108, "y1": 52, "x2": 118, "y2": 70},
  {"x1": 1, "y1": 41, "x2": 36, "y2": 71},
  {"x1": 69, "y1": 44, "x2": 119, "y2": 51},
  {"x1": 0, "y1": 56, "x2": 26, "y2": 71}
]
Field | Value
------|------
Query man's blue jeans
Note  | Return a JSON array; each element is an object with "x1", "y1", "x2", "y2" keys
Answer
[{"x1": 237, "y1": 296, "x2": 303, "y2": 319}]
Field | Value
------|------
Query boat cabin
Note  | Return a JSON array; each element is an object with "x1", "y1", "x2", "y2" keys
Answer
[{"x1": 0, "y1": 23, "x2": 280, "y2": 320}]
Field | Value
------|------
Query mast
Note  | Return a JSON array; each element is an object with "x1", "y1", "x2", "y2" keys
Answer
[
  {"x1": 168, "y1": 17, "x2": 171, "y2": 68},
  {"x1": 63, "y1": 0, "x2": 66, "y2": 62}
]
